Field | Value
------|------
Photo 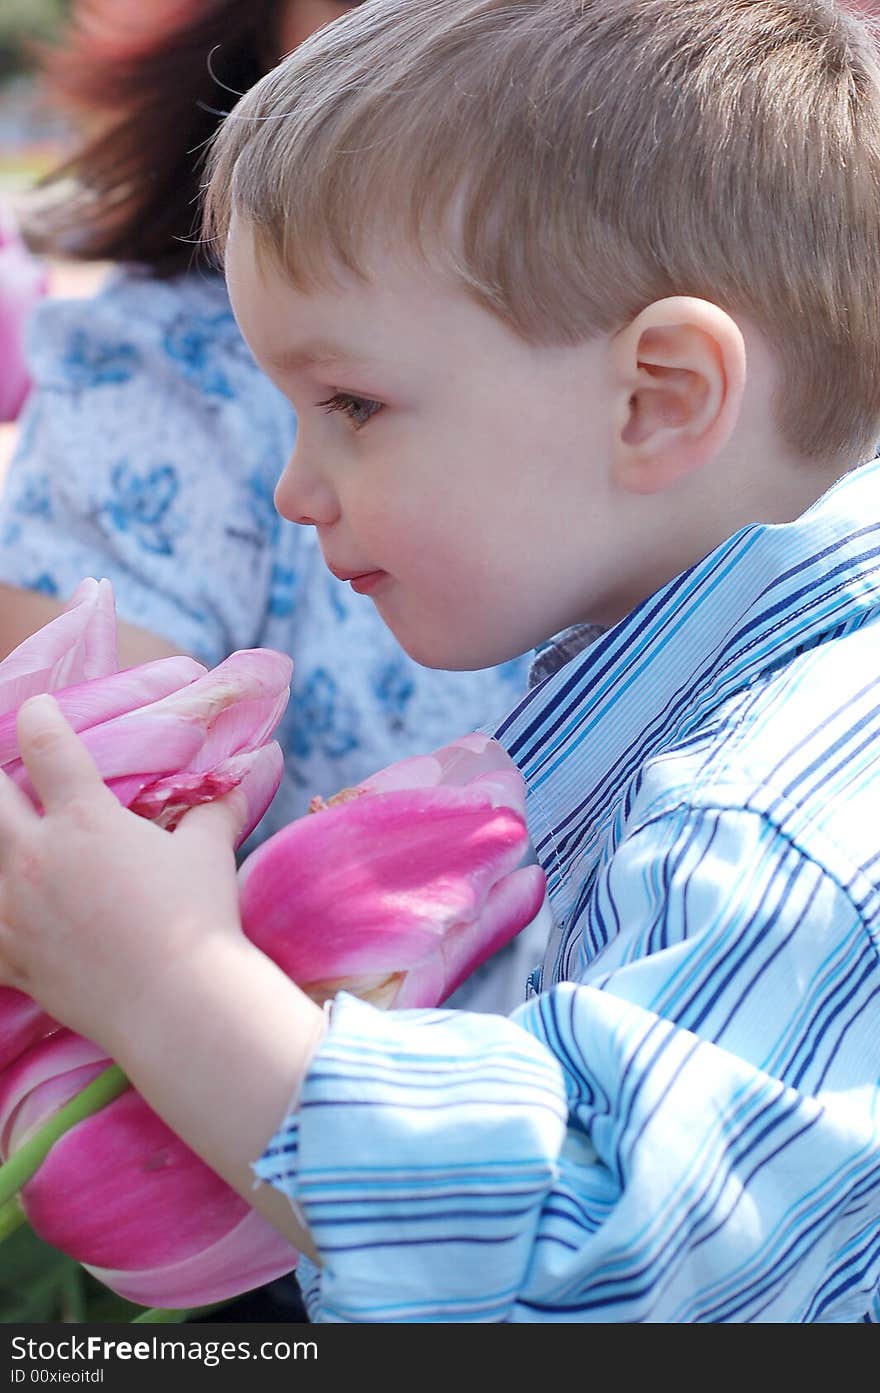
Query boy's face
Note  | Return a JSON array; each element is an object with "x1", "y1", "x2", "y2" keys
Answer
[{"x1": 226, "y1": 217, "x2": 630, "y2": 670}]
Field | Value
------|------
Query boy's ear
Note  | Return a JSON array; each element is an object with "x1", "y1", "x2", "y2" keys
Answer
[{"x1": 608, "y1": 297, "x2": 746, "y2": 494}]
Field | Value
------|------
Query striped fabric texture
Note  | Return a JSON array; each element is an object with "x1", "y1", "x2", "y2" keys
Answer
[{"x1": 255, "y1": 458, "x2": 880, "y2": 1322}]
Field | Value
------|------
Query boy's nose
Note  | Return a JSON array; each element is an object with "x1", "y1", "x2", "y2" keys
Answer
[{"x1": 274, "y1": 447, "x2": 340, "y2": 527}]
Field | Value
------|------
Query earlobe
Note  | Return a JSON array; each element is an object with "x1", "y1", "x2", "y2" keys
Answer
[{"x1": 610, "y1": 297, "x2": 746, "y2": 495}]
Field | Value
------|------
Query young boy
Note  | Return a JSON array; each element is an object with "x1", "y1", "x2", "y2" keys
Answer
[{"x1": 1, "y1": 0, "x2": 880, "y2": 1322}]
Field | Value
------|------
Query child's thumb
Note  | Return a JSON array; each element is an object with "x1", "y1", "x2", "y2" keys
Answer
[{"x1": 176, "y1": 742, "x2": 284, "y2": 850}]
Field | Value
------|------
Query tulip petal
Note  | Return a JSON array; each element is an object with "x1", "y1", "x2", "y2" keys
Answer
[
  {"x1": 230, "y1": 742, "x2": 285, "y2": 844},
  {"x1": 0, "y1": 1031, "x2": 110, "y2": 1156},
  {"x1": 0, "y1": 1029, "x2": 297, "y2": 1308},
  {"x1": 0, "y1": 579, "x2": 118, "y2": 713},
  {"x1": 20, "y1": 1091, "x2": 251, "y2": 1269},
  {"x1": 361, "y1": 732, "x2": 525, "y2": 802},
  {"x1": 181, "y1": 690, "x2": 290, "y2": 771},
  {"x1": 83, "y1": 1208, "x2": 297, "y2": 1310},
  {"x1": 394, "y1": 868, "x2": 551, "y2": 1008},
  {"x1": 114, "y1": 649, "x2": 292, "y2": 735},
  {"x1": 0, "y1": 657, "x2": 206, "y2": 767},
  {"x1": 5, "y1": 712, "x2": 207, "y2": 805},
  {"x1": 0, "y1": 989, "x2": 60, "y2": 1076},
  {"x1": 127, "y1": 742, "x2": 283, "y2": 842},
  {"x1": 240, "y1": 787, "x2": 532, "y2": 982}
]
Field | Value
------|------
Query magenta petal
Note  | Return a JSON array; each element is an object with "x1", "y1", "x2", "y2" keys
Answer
[
  {"x1": 83, "y1": 1208, "x2": 297, "y2": 1309},
  {"x1": 0, "y1": 988, "x2": 59, "y2": 1075},
  {"x1": 239, "y1": 787, "x2": 531, "y2": 983},
  {"x1": 394, "y1": 867, "x2": 550, "y2": 1008},
  {"x1": 0, "y1": 656, "x2": 206, "y2": 767},
  {"x1": 21, "y1": 1090, "x2": 249, "y2": 1269},
  {"x1": 0, "y1": 1031, "x2": 110, "y2": 1156},
  {"x1": 0, "y1": 578, "x2": 118, "y2": 713}
]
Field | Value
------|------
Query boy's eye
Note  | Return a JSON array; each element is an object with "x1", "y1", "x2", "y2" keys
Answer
[{"x1": 317, "y1": 392, "x2": 382, "y2": 429}]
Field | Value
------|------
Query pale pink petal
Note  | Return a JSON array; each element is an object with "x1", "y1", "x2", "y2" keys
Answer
[
  {"x1": 180, "y1": 690, "x2": 290, "y2": 771},
  {"x1": 65, "y1": 578, "x2": 119, "y2": 682},
  {"x1": 114, "y1": 649, "x2": 292, "y2": 734},
  {"x1": 127, "y1": 742, "x2": 283, "y2": 842},
  {"x1": 5, "y1": 713, "x2": 207, "y2": 805},
  {"x1": 231, "y1": 742, "x2": 285, "y2": 843},
  {"x1": 84, "y1": 1207, "x2": 297, "y2": 1310},
  {"x1": 361, "y1": 733, "x2": 527, "y2": 810},
  {"x1": 0, "y1": 656, "x2": 206, "y2": 767},
  {"x1": 0, "y1": 578, "x2": 118, "y2": 713},
  {"x1": 239, "y1": 787, "x2": 531, "y2": 982},
  {"x1": 358, "y1": 752, "x2": 446, "y2": 795}
]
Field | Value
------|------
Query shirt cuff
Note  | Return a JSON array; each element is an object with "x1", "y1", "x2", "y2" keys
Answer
[{"x1": 252, "y1": 991, "x2": 568, "y2": 1322}]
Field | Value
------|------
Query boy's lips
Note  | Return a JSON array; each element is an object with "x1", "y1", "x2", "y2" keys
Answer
[{"x1": 327, "y1": 564, "x2": 388, "y2": 596}]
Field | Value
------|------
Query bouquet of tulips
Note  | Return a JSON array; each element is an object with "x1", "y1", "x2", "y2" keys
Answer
[{"x1": 0, "y1": 580, "x2": 549, "y2": 1309}]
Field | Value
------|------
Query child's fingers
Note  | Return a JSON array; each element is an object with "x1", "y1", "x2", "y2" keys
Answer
[
  {"x1": 176, "y1": 787, "x2": 249, "y2": 852},
  {"x1": 15, "y1": 694, "x2": 111, "y2": 815},
  {"x1": 0, "y1": 765, "x2": 39, "y2": 847}
]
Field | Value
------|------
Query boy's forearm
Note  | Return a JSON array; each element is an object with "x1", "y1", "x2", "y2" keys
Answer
[{"x1": 106, "y1": 936, "x2": 325, "y2": 1261}]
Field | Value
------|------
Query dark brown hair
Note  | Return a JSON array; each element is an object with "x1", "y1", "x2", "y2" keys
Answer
[{"x1": 27, "y1": 0, "x2": 280, "y2": 274}]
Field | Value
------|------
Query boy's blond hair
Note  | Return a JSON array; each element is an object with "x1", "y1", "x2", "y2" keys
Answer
[{"x1": 205, "y1": 0, "x2": 880, "y2": 460}]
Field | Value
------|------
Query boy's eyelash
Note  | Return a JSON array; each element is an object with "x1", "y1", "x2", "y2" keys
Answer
[{"x1": 317, "y1": 392, "x2": 382, "y2": 428}]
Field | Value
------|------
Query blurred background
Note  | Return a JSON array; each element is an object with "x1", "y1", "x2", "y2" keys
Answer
[
  {"x1": 0, "y1": 3, "x2": 144, "y2": 1321},
  {"x1": 0, "y1": 0, "x2": 104, "y2": 485},
  {"x1": 0, "y1": 1, "x2": 71, "y2": 186}
]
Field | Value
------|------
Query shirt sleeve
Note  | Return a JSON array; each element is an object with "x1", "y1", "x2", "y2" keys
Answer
[
  {"x1": 254, "y1": 802, "x2": 880, "y2": 1322},
  {"x1": 0, "y1": 271, "x2": 297, "y2": 666}
]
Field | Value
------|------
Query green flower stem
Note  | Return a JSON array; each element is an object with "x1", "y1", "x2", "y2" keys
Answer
[
  {"x1": 0, "y1": 1063, "x2": 128, "y2": 1209},
  {"x1": 0, "y1": 1196, "x2": 26, "y2": 1243}
]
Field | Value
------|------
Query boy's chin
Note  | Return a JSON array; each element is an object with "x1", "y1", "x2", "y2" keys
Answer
[{"x1": 396, "y1": 628, "x2": 530, "y2": 673}]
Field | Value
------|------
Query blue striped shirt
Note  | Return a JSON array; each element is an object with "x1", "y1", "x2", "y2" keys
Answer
[{"x1": 255, "y1": 458, "x2": 880, "y2": 1322}]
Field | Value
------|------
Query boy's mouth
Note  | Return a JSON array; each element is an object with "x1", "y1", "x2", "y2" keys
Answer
[{"x1": 327, "y1": 564, "x2": 388, "y2": 596}]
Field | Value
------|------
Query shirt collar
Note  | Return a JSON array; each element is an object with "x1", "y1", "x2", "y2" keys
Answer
[{"x1": 495, "y1": 457, "x2": 880, "y2": 927}]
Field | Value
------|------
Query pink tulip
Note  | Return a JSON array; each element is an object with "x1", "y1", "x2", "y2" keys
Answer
[
  {"x1": 0, "y1": 989, "x2": 57, "y2": 1076},
  {"x1": 0, "y1": 577, "x2": 291, "y2": 842},
  {"x1": 0, "y1": 578, "x2": 298, "y2": 1308},
  {"x1": 0, "y1": 579, "x2": 291, "y2": 1071},
  {"x1": 0, "y1": 589, "x2": 547, "y2": 1309},
  {"x1": 0, "y1": 207, "x2": 48, "y2": 422},
  {"x1": 239, "y1": 732, "x2": 548, "y2": 1009},
  {"x1": 0, "y1": 1032, "x2": 297, "y2": 1307}
]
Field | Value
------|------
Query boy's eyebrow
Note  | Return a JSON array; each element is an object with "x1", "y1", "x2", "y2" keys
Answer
[{"x1": 262, "y1": 340, "x2": 367, "y2": 372}]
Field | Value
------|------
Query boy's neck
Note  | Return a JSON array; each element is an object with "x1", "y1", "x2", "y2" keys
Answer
[{"x1": 602, "y1": 432, "x2": 855, "y2": 631}]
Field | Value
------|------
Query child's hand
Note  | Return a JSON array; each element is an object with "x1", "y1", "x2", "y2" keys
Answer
[
  {"x1": 0, "y1": 693, "x2": 247, "y2": 1057},
  {"x1": 0, "y1": 694, "x2": 325, "y2": 1255}
]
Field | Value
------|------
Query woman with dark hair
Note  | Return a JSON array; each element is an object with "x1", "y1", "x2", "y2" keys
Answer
[{"x1": 0, "y1": 0, "x2": 532, "y2": 864}]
